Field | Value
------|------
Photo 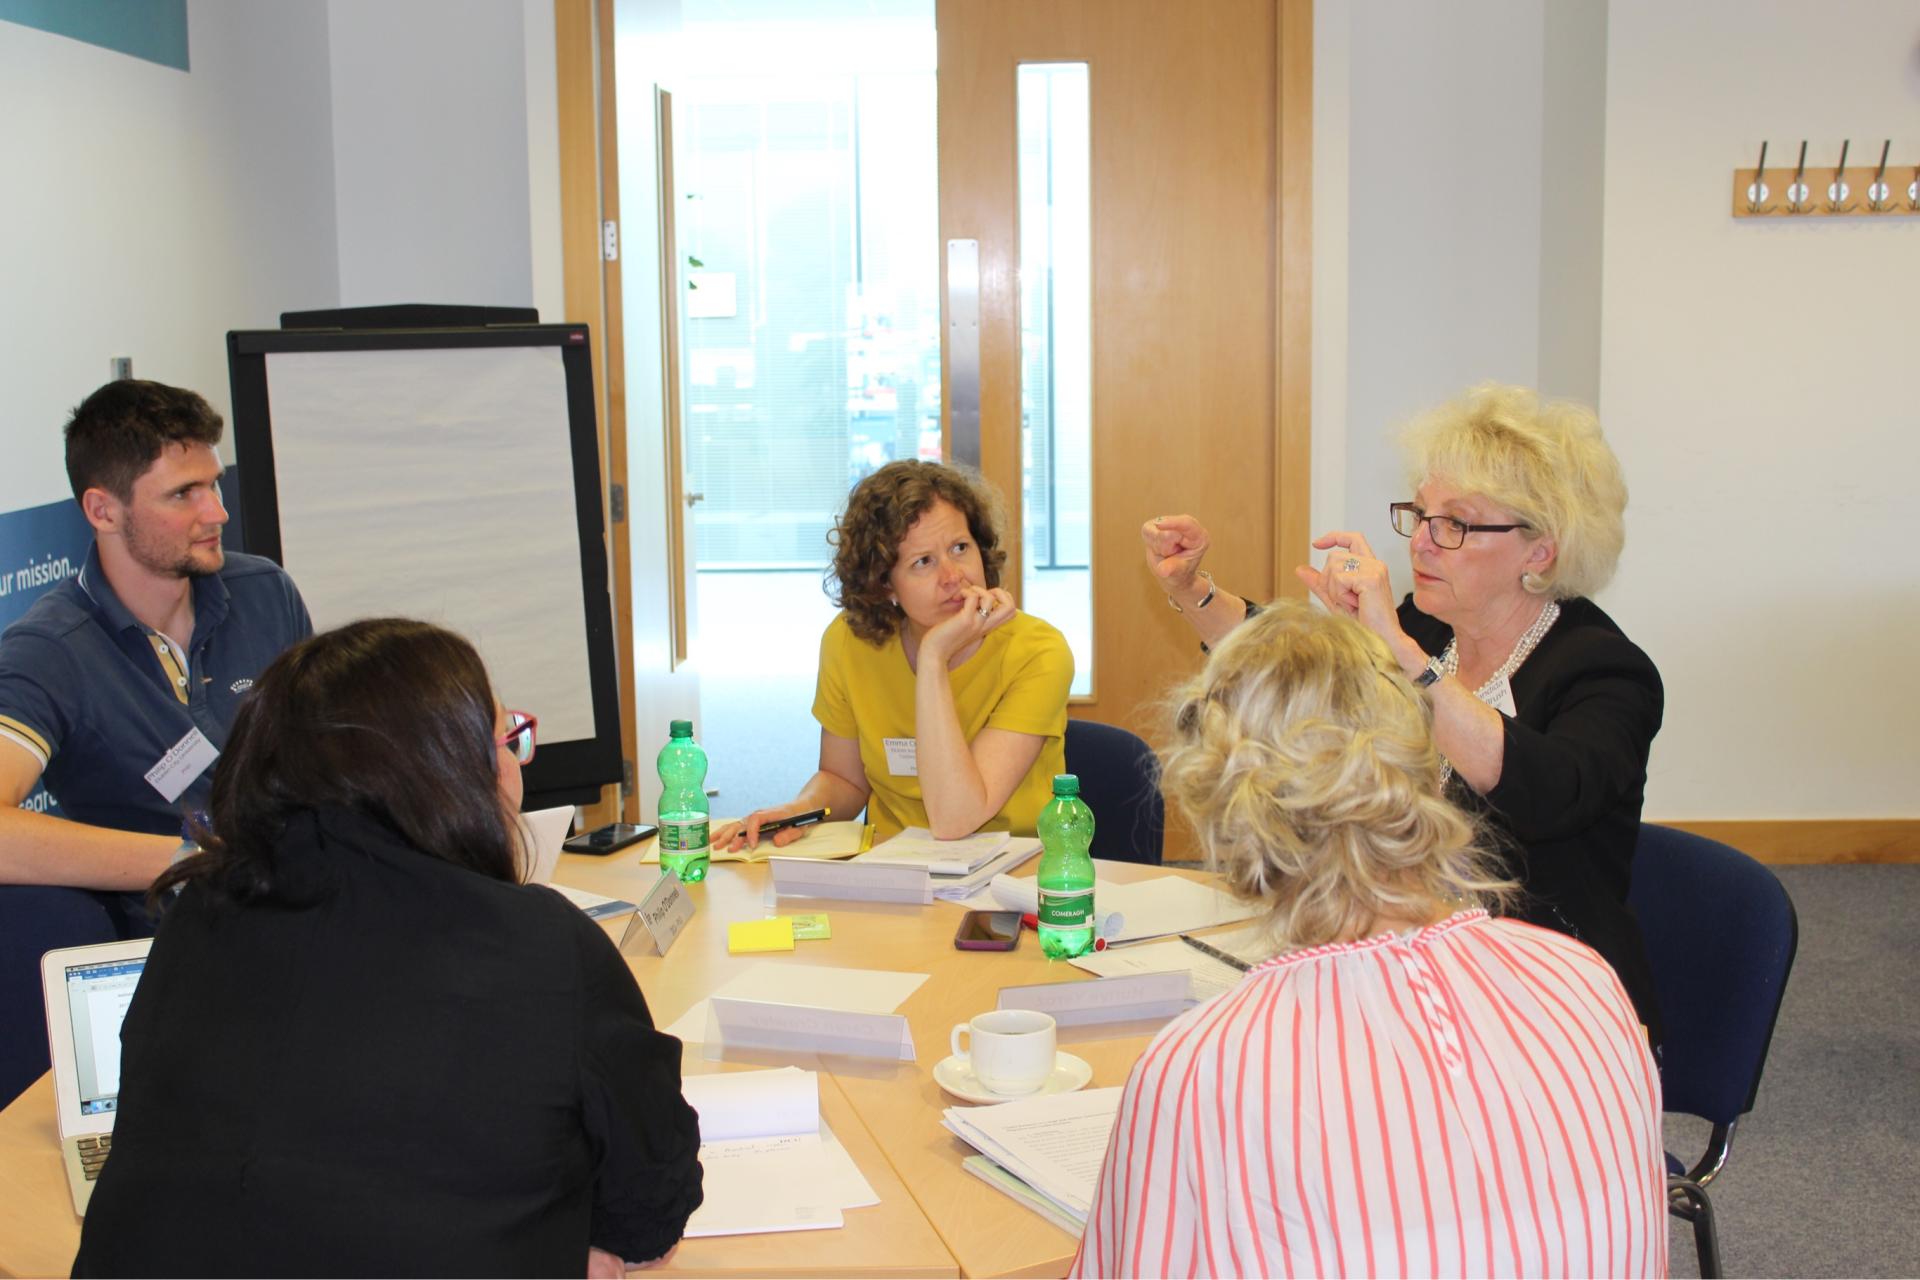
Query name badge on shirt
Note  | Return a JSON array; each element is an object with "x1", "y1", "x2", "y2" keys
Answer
[
  {"x1": 1487, "y1": 674, "x2": 1518, "y2": 718},
  {"x1": 145, "y1": 727, "x2": 219, "y2": 804},
  {"x1": 883, "y1": 737, "x2": 918, "y2": 777}
]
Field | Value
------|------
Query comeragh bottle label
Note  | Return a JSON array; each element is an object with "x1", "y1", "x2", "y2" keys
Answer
[
  {"x1": 1037, "y1": 887, "x2": 1093, "y2": 930},
  {"x1": 660, "y1": 818, "x2": 709, "y2": 852}
]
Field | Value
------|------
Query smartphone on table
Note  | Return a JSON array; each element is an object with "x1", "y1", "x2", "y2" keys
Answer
[
  {"x1": 563, "y1": 823, "x2": 658, "y2": 856},
  {"x1": 953, "y1": 910, "x2": 1023, "y2": 951}
]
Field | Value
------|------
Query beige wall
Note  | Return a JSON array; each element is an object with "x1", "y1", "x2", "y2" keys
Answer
[{"x1": 1598, "y1": 0, "x2": 1920, "y2": 820}]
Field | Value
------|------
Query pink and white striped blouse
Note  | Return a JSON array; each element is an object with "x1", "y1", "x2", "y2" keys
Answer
[{"x1": 1071, "y1": 910, "x2": 1665, "y2": 1279}]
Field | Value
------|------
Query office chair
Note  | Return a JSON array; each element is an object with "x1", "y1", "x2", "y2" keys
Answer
[
  {"x1": 0, "y1": 887, "x2": 129, "y2": 1108},
  {"x1": 1629, "y1": 824, "x2": 1799, "y2": 1278},
  {"x1": 1062, "y1": 719, "x2": 1165, "y2": 865}
]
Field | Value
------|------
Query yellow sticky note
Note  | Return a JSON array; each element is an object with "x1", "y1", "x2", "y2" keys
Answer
[{"x1": 727, "y1": 917, "x2": 796, "y2": 954}]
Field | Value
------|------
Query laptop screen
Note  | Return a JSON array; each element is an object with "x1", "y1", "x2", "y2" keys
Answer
[{"x1": 61, "y1": 957, "x2": 145, "y2": 1116}]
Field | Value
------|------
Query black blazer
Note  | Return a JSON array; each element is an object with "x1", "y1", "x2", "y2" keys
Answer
[
  {"x1": 1401, "y1": 595, "x2": 1665, "y2": 1045},
  {"x1": 74, "y1": 808, "x2": 702, "y2": 1278}
]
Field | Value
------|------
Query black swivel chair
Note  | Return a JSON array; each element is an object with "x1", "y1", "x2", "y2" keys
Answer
[
  {"x1": 0, "y1": 887, "x2": 130, "y2": 1108},
  {"x1": 1628, "y1": 824, "x2": 1799, "y2": 1278},
  {"x1": 1062, "y1": 719, "x2": 1165, "y2": 865}
]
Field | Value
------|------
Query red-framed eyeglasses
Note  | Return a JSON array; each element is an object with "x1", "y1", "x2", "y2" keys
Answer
[{"x1": 498, "y1": 710, "x2": 538, "y2": 765}]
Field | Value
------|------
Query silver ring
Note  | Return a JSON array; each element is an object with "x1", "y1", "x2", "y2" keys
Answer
[
  {"x1": 1343, "y1": 557, "x2": 1360, "y2": 572},
  {"x1": 977, "y1": 605, "x2": 992, "y2": 620}
]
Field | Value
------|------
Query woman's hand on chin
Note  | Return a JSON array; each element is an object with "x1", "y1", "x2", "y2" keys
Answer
[{"x1": 919, "y1": 585, "x2": 1016, "y2": 665}]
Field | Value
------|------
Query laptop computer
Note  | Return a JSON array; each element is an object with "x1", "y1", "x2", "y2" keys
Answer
[{"x1": 40, "y1": 937, "x2": 152, "y2": 1217}]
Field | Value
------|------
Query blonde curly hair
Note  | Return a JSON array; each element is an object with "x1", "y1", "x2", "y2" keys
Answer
[
  {"x1": 1401, "y1": 382, "x2": 1627, "y2": 599},
  {"x1": 1160, "y1": 601, "x2": 1514, "y2": 950}
]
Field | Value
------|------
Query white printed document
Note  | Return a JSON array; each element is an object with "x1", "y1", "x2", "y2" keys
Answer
[
  {"x1": 942, "y1": 1086, "x2": 1124, "y2": 1224},
  {"x1": 1069, "y1": 924, "x2": 1273, "y2": 1002},
  {"x1": 680, "y1": 1067, "x2": 878, "y2": 1237}
]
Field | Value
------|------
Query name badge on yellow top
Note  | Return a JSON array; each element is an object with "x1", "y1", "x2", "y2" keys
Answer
[{"x1": 883, "y1": 737, "x2": 918, "y2": 776}]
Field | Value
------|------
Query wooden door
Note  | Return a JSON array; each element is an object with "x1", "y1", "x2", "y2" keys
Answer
[{"x1": 936, "y1": 0, "x2": 1311, "y2": 738}]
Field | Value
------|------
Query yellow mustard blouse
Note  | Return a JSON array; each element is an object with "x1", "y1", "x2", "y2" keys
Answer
[{"x1": 811, "y1": 611, "x2": 1073, "y2": 839}]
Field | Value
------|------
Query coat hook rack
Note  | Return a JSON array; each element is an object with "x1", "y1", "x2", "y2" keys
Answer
[{"x1": 1733, "y1": 138, "x2": 1918, "y2": 220}]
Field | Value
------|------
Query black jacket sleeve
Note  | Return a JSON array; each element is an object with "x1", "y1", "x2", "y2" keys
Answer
[
  {"x1": 1484, "y1": 627, "x2": 1664, "y2": 844},
  {"x1": 571, "y1": 914, "x2": 704, "y2": 1263}
]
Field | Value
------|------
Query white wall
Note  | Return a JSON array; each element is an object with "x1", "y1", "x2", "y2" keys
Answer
[
  {"x1": 0, "y1": 1, "x2": 340, "y2": 504},
  {"x1": 1331, "y1": 0, "x2": 1608, "y2": 598},
  {"x1": 1599, "y1": 0, "x2": 1920, "y2": 819},
  {"x1": 327, "y1": 0, "x2": 540, "y2": 310}
]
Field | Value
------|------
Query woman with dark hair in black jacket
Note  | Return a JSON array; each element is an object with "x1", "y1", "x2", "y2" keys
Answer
[{"x1": 75, "y1": 618, "x2": 702, "y2": 1278}]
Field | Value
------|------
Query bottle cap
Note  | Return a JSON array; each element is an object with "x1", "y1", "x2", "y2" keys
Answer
[
  {"x1": 1052, "y1": 774, "x2": 1080, "y2": 796},
  {"x1": 670, "y1": 719, "x2": 693, "y2": 737}
]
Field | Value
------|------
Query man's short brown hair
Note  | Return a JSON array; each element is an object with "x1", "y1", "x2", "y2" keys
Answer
[{"x1": 64, "y1": 380, "x2": 225, "y2": 504}]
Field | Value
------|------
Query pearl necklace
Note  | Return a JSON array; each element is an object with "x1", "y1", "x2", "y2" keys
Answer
[{"x1": 1438, "y1": 598, "x2": 1560, "y2": 786}]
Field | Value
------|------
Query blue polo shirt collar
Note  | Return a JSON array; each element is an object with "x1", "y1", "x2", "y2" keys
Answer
[{"x1": 74, "y1": 542, "x2": 233, "y2": 646}]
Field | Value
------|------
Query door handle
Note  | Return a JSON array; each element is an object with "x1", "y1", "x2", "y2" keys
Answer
[{"x1": 685, "y1": 492, "x2": 706, "y2": 506}]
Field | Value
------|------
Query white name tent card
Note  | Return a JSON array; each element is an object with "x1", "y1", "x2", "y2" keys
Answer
[
  {"x1": 619, "y1": 871, "x2": 695, "y2": 957},
  {"x1": 704, "y1": 998, "x2": 916, "y2": 1062},
  {"x1": 769, "y1": 856, "x2": 931, "y2": 904},
  {"x1": 662, "y1": 963, "x2": 930, "y2": 1044},
  {"x1": 996, "y1": 972, "x2": 1192, "y2": 1027}
]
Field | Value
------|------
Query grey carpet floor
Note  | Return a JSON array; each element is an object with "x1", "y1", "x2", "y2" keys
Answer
[{"x1": 1664, "y1": 863, "x2": 1920, "y2": 1278}]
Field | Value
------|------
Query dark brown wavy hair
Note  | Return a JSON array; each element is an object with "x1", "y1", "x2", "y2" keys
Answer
[
  {"x1": 150, "y1": 618, "x2": 519, "y2": 909},
  {"x1": 827, "y1": 460, "x2": 1008, "y2": 644}
]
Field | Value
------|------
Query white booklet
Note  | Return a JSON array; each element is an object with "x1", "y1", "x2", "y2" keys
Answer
[
  {"x1": 680, "y1": 1067, "x2": 879, "y2": 1237},
  {"x1": 941, "y1": 1085, "x2": 1124, "y2": 1223},
  {"x1": 856, "y1": 827, "x2": 1011, "y2": 876}
]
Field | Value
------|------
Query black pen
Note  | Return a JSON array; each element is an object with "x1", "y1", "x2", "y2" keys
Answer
[
  {"x1": 757, "y1": 807, "x2": 830, "y2": 835},
  {"x1": 1179, "y1": 933, "x2": 1252, "y2": 972}
]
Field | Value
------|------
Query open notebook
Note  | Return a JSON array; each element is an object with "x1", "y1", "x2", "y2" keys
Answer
[{"x1": 680, "y1": 1067, "x2": 878, "y2": 1236}]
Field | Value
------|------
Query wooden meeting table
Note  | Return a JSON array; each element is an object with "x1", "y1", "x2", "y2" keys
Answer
[{"x1": 0, "y1": 847, "x2": 1225, "y2": 1278}]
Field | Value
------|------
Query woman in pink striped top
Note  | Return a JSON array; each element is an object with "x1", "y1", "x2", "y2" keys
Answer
[{"x1": 1072, "y1": 602, "x2": 1665, "y2": 1279}]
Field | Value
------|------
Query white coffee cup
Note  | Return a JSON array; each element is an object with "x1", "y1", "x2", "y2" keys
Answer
[{"x1": 950, "y1": 1008, "x2": 1057, "y2": 1096}]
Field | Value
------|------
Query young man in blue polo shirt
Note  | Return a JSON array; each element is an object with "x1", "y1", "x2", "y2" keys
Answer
[{"x1": 0, "y1": 380, "x2": 312, "y2": 891}]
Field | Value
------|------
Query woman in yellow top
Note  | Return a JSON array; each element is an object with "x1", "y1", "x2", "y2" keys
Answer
[{"x1": 717, "y1": 460, "x2": 1073, "y2": 850}]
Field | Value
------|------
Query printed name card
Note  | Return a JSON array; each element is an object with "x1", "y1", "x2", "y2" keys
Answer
[
  {"x1": 620, "y1": 870, "x2": 696, "y2": 957},
  {"x1": 703, "y1": 997, "x2": 916, "y2": 1062},
  {"x1": 768, "y1": 856, "x2": 932, "y2": 904},
  {"x1": 997, "y1": 972, "x2": 1193, "y2": 1027}
]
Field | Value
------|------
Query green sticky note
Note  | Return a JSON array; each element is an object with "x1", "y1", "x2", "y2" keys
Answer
[{"x1": 788, "y1": 913, "x2": 832, "y2": 941}]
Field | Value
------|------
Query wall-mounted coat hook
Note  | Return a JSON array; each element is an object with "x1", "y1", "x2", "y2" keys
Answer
[
  {"x1": 1864, "y1": 141, "x2": 1896, "y2": 212},
  {"x1": 1822, "y1": 140, "x2": 1856, "y2": 213},
  {"x1": 1743, "y1": 141, "x2": 1775, "y2": 214},
  {"x1": 1732, "y1": 139, "x2": 1918, "y2": 220},
  {"x1": 1784, "y1": 141, "x2": 1815, "y2": 214}
]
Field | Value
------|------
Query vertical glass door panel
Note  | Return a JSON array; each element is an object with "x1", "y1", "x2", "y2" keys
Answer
[{"x1": 1016, "y1": 63, "x2": 1092, "y2": 697}]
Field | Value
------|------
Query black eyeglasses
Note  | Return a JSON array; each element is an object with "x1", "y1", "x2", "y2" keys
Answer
[{"x1": 1389, "y1": 502, "x2": 1529, "y2": 550}]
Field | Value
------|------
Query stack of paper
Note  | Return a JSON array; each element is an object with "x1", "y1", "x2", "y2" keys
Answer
[
  {"x1": 942, "y1": 1086, "x2": 1124, "y2": 1228},
  {"x1": 851, "y1": 828, "x2": 1042, "y2": 900},
  {"x1": 973, "y1": 860, "x2": 1262, "y2": 943},
  {"x1": 857, "y1": 827, "x2": 1011, "y2": 875},
  {"x1": 929, "y1": 839, "x2": 1042, "y2": 901},
  {"x1": 680, "y1": 1067, "x2": 879, "y2": 1237}
]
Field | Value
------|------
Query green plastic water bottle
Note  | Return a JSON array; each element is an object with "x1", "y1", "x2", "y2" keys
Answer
[
  {"x1": 1036, "y1": 774, "x2": 1096, "y2": 958},
  {"x1": 656, "y1": 720, "x2": 710, "y2": 883}
]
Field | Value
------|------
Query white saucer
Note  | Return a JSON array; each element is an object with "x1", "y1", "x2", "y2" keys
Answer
[{"x1": 934, "y1": 1051, "x2": 1093, "y2": 1105}]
